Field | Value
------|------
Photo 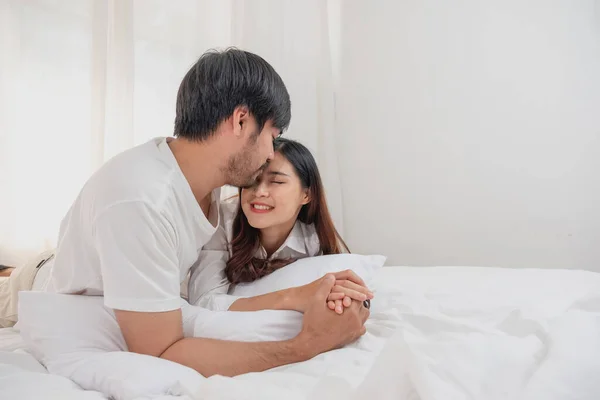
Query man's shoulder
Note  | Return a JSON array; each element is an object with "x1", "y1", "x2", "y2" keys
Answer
[{"x1": 83, "y1": 139, "x2": 179, "y2": 215}]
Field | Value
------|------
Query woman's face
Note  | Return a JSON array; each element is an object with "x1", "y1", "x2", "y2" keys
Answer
[{"x1": 241, "y1": 152, "x2": 309, "y2": 230}]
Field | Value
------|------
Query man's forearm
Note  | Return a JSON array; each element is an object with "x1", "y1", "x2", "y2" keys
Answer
[
  {"x1": 160, "y1": 335, "x2": 313, "y2": 377},
  {"x1": 228, "y1": 288, "x2": 299, "y2": 312}
]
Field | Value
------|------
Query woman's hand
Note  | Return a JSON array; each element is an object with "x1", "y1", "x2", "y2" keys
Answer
[
  {"x1": 291, "y1": 270, "x2": 373, "y2": 314},
  {"x1": 326, "y1": 270, "x2": 374, "y2": 314}
]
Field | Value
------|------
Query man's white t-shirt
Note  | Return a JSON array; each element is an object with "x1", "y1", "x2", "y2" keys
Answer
[{"x1": 46, "y1": 137, "x2": 221, "y2": 312}]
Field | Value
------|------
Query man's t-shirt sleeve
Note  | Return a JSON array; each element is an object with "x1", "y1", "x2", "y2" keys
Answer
[{"x1": 92, "y1": 201, "x2": 182, "y2": 312}]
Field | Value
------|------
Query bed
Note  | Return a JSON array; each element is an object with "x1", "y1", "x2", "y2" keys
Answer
[{"x1": 1, "y1": 265, "x2": 600, "y2": 400}]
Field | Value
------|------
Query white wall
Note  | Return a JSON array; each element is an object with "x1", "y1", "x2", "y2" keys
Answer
[{"x1": 337, "y1": 1, "x2": 600, "y2": 270}]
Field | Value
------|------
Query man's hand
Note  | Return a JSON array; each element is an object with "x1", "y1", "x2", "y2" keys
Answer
[
  {"x1": 291, "y1": 270, "x2": 373, "y2": 314},
  {"x1": 294, "y1": 274, "x2": 369, "y2": 357},
  {"x1": 327, "y1": 269, "x2": 374, "y2": 314}
]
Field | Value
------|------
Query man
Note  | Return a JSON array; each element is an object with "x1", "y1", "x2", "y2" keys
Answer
[{"x1": 44, "y1": 49, "x2": 369, "y2": 377}]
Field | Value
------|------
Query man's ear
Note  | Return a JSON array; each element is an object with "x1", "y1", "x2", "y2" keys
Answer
[{"x1": 232, "y1": 106, "x2": 250, "y2": 138}]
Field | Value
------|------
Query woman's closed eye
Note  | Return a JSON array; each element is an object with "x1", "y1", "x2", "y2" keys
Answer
[{"x1": 271, "y1": 181, "x2": 285, "y2": 185}]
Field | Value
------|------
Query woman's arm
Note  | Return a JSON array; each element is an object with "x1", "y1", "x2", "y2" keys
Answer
[
  {"x1": 191, "y1": 265, "x2": 328, "y2": 312},
  {"x1": 193, "y1": 266, "x2": 371, "y2": 313},
  {"x1": 228, "y1": 288, "x2": 297, "y2": 311},
  {"x1": 229, "y1": 269, "x2": 372, "y2": 313}
]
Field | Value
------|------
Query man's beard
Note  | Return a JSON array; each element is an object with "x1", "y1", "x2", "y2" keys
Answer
[
  {"x1": 238, "y1": 165, "x2": 267, "y2": 188},
  {"x1": 224, "y1": 147, "x2": 268, "y2": 188}
]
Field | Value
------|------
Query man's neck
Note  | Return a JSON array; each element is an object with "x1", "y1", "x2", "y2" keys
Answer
[
  {"x1": 260, "y1": 219, "x2": 297, "y2": 257},
  {"x1": 167, "y1": 137, "x2": 227, "y2": 204}
]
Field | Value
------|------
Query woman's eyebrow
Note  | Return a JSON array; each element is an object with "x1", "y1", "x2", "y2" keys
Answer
[{"x1": 267, "y1": 170, "x2": 290, "y2": 177}]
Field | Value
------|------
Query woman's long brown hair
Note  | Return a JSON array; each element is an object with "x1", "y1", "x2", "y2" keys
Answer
[{"x1": 225, "y1": 138, "x2": 349, "y2": 284}]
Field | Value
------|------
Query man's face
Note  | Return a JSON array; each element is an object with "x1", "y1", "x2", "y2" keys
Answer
[{"x1": 225, "y1": 119, "x2": 281, "y2": 187}]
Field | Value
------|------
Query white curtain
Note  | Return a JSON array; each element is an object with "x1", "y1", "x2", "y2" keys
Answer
[{"x1": 0, "y1": 0, "x2": 344, "y2": 266}]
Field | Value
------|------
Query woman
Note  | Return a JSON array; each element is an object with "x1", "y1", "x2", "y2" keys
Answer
[{"x1": 189, "y1": 138, "x2": 373, "y2": 314}]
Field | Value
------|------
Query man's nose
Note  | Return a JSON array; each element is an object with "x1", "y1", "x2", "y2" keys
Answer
[{"x1": 267, "y1": 140, "x2": 274, "y2": 161}]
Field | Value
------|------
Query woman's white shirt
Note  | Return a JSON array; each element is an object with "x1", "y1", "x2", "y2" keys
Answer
[{"x1": 187, "y1": 196, "x2": 320, "y2": 310}]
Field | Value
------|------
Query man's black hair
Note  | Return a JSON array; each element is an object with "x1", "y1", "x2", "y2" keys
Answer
[{"x1": 174, "y1": 48, "x2": 291, "y2": 141}]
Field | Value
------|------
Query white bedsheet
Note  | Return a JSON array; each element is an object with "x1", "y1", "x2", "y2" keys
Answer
[
  {"x1": 0, "y1": 327, "x2": 26, "y2": 352},
  {"x1": 2, "y1": 266, "x2": 600, "y2": 400},
  {"x1": 0, "y1": 328, "x2": 109, "y2": 399}
]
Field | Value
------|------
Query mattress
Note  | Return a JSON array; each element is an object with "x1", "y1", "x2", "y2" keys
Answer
[{"x1": 1, "y1": 265, "x2": 599, "y2": 400}]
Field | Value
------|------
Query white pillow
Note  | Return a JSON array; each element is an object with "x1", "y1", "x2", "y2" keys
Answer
[
  {"x1": 17, "y1": 292, "x2": 300, "y2": 399},
  {"x1": 231, "y1": 254, "x2": 386, "y2": 298},
  {"x1": 17, "y1": 292, "x2": 127, "y2": 363},
  {"x1": 181, "y1": 302, "x2": 302, "y2": 342}
]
